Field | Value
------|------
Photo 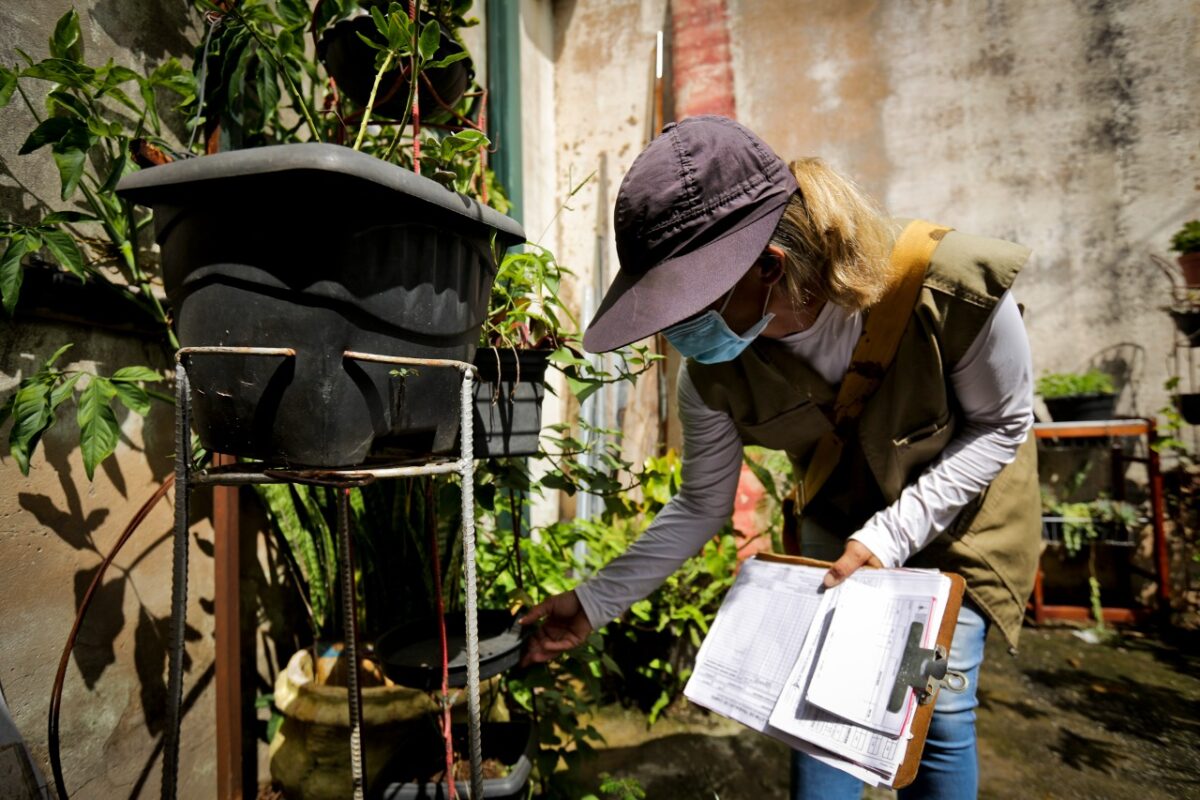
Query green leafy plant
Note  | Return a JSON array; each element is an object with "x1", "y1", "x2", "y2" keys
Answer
[
  {"x1": 0, "y1": 9, "x2": 194, "y2": 478},
  {"x1": 1036, "y1": 369, "x2": 1115, "y2": 399},
  {"x1": 1171, "y1": 220, "x2": 1200, "y2": 255}
]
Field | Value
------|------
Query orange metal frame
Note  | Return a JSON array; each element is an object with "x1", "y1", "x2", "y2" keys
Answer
[{"x1": 1029, "y1": 419, "x2": 1170, "y2": 625}]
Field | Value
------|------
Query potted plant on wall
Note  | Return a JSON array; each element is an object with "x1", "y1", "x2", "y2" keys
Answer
[
  {"x1": 1036, "y1": 369, "x2": 1117, "y2": 422},
  {"x1": 116, "y1": 2, "x2": 523, "y2": 468},
  {"x1": 1171, "y1": 220, "x2": 1200, "y2": 288}
]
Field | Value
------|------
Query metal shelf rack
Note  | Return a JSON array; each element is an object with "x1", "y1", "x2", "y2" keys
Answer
[
  {"x1": 161, "y1": 346, "x2": 488, "y2": 800},
  {"x1": 1030, "y1": 419, "x2": 1169, "y2": 624}
]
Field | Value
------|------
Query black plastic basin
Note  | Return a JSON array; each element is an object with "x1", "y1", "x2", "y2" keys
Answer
[{"x1": 118, "y1": 144, "x2": 524, "y2": 466}]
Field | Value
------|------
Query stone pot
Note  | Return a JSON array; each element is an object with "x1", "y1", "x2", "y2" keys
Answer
[{"x1": 269, "y1": 647, "x2": 508, "y2": 800}]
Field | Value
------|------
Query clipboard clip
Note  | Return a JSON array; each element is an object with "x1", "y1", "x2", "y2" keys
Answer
[{"x1": 887, "y1": 621, "x2": 968, "y2": 712}]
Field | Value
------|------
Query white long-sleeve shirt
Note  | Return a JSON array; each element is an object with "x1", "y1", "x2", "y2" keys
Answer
[{"x1": 574, "y1": 292, "x2": 1034, "y2": 631}]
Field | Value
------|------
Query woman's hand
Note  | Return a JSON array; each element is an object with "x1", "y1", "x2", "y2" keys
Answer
[
  {"x1": 822, "y1": 540, "x2": 883, "y2": 588},
  {"x1": 518, "y1": 590, "x2": 594, "y2": 665}
]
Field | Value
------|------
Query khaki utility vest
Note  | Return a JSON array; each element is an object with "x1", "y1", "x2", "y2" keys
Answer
[{"x1": 688, "y1": 229, "x2": 1041, "y2": 648}]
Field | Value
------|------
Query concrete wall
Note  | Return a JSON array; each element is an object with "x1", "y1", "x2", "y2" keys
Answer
[
  {"x1": 0, "y1": 3, "x2": 220, "y2": 797},
  {"x1": 542, "y1": 0, "x2": 1199, "y2": 460}
]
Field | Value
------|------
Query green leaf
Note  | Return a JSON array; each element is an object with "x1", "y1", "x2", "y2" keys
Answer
[
  {"x1": 77, "y1": 376, "x2": 119, "y2": 481},
  {"x1": 0, "y1": 67, "x2": 16, "y2": 108},
  {"x1": 52, "y1": 146, "x2": 88, "y2": 200},
  {"x1": 21, "y1": 59, "x2": 96, "y2": 88},
  {"x1": 45, "y1": 87, "x2": 90, "y2": 119},
  {"x1": 49, "y1": 372, "x2": 82, "y2": 410},
  {"x1": 98, "y1": 150, "x2": 127, "y2": 194},
  {"x1": 43, "y1": 343, "x2": 74, "y2": 369},
  {"x1": 8, "y1": 381, "x2": 53, "y2": 475},
  {"x1": 0, "y1": 235, "x2": 32, "y2": 315},
  {"x1": 425, "y1": 51, "x2": 469, "y2": 70},
  {"x1": 19, "y1": 117, "x2": 75, "y2": 154},
  {"x1": 49, "y1": 10, "x2": 83, "y2": 62},
  {"x1": 110, "y1": 366, "x2": 162, "y2": 383},
  {"x1": 40, "y1": 228, "x2": 86, "y2": 277},
  {"x1": 41, "y1": 210, "x2": 97, "y2": 225},
  {"x1": 112, "y1": 380, "x2": 150, "y2": 415},
  {"x1": 418, "y1": 20, "x2": 441, "y2": 62}
]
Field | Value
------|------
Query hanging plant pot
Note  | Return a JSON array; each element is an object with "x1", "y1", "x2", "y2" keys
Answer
[
  {"x1": 374, "y1": 610, "x2": 527, "y2": 691},
  {"x1": 1169, "y1": 307, "x2": 1200, "y2": 346},
  {"x1": 471, "y1": 348, "x2": 552, "y2": 458},
  {"x1": 117, "y1": 144, "x2": 524, "y2": 466},
  {"x1": 317, "y1": 5, "x2": 473, "y2": 123},
  {"x1": 374, "y1": 721, "x2": 535, "y2": 800},
  {"x1": 1175, "y1": 393, "x2": 1200, "y2": 425},
  {"x1": 1044, "y1": 393, "x2": 1117, "y2": 422}
]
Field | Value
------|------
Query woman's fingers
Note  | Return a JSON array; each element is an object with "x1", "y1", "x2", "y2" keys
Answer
[
  {"x1": 823, "y1": 540, "x2": 881, "y2": 588},
  {"x1": 517, "y1": 599, "x2": 552, "y2": 626}
]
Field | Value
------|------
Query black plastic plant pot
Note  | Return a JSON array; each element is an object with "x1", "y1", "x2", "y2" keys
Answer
[
  {"x1": 1169, "y1": 308, "x2": 1200, "y2": 347},
  {"x1": 374, "y1": 610, "x2": 527, "y2": 691},
  {"x1": 318, "y1": 7, "x2": 473, "y2": 124},
  {"x1": 374, "y1": 721, "x2": 535, "y2": 800},
  {"x1": 471, "y1": 348, "x2": 551, "y2": 458},
  {"x1": 1044, "y1": 393, "x2": 1117, "y2": 422},
  {"x1": 1176, "y1": 393, "x2": 1200, "y2": 425},
  {"x1": 117, "y1": 144, "x2": 524, "y2": 467}
]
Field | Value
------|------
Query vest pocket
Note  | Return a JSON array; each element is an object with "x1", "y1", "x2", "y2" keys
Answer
[
  {"x1": 891, "y1": 412, "x2": 955, "y2": 483},
  {"x1": 737, "y1": 401, "x2": 832, "y2": 451}
]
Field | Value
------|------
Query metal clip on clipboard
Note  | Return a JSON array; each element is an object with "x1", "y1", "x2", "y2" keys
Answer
[{"x1": 886, "y1": 621, "x2": 969, "y2": 713}]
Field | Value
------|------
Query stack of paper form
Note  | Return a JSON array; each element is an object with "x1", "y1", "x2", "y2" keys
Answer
[{"x1": 683, "y1": 556, "x2": 952, "y2": 787}]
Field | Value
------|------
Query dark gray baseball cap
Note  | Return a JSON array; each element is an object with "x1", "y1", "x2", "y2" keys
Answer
[{"x1": 583, "y1": 115, "x2": 798, "y2": 353}]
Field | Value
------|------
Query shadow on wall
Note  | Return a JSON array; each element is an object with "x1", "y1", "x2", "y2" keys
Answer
[
  {"x1": 1087, "y1": 342, "x2": 1147, "y2": 417},
  {"x1": 89, "y1": 0, "x2": 198, "y2": 63}
]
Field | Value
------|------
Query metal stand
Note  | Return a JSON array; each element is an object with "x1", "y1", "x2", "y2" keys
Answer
[
  {"x1": 1031, "y1": 419, "x2": 1170, "y2": 624},
  {"x1": 161, "y1": 347, "x2": 485, "y2": 800}
]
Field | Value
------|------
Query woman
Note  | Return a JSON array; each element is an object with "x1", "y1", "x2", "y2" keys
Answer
[{"x1": 520, "y1": 115, "x2": 1040, "y2": 799}]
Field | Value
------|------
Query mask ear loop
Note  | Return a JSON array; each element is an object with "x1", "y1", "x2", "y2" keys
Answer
[{"x1": 717, "y1": 285, "x2": 737, "y2": 315}]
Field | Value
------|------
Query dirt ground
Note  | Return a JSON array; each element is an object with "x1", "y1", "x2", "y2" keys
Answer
[{"x1": 564, "y1": 622, "x2": 1200, "y2": 799}]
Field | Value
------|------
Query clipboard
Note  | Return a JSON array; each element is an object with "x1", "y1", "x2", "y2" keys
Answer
[{"x1": 754, "y1": 552, "x2": 967, "y2": 790}]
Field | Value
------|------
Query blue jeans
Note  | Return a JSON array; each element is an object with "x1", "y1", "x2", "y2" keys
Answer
[{"x1": 789, "y1": 601, "x2": 989, "y2": 800}]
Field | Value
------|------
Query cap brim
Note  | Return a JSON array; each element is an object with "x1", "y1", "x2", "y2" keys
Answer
[{"x1": 583, "y1": 195, "x2": 792, "y2": 353}]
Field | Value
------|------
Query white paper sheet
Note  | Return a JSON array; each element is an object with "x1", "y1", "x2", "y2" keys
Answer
[{"x1": 766, "y1": 569, "x2": 950, "y2": 779}]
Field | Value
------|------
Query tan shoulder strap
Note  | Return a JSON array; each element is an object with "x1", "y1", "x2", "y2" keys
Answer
[{"x1": 794, "y1": 219, "x2": 953, "y2": 513}]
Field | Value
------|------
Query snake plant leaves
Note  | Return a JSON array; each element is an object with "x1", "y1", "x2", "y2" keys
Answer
[
  {"x1": 49, "y1": 9, "x2": 83, "y2": 63},
  {"x1": 77, "y1": 376, "x2": 119, "y2": 481}
]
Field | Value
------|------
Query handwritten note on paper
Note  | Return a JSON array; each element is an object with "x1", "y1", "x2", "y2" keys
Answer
[{"x1": 804, "y1": 579, "x2": 935, "y2": 737}]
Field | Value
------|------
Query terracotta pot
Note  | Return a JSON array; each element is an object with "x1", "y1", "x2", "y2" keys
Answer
[
  {"x1": 269, "y1": 648, "x2": 508, "y2": 800},
  {"x1": 1180, "y1": 252, "x2": 1200, "y2": 288}
]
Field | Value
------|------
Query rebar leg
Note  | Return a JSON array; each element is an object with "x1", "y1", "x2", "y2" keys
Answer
[
  {"x1": 459, "y1": 367, "x2": 483, "y2": 800},
  {"x1": 162, "y1": 363, "x2": 191, "y2": 800},
  {"x1": 338, "y1": 488, "x2": 367, "y2": 800}
]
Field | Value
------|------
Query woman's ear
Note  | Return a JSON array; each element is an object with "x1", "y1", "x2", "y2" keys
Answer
[{"x1": 758, "y1": 245, "x2": 786, "y2": 285}]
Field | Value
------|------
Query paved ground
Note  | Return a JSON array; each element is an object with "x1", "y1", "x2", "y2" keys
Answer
[{"x1": 564, "y1": 623, "x2": 1200, "y2": 799}]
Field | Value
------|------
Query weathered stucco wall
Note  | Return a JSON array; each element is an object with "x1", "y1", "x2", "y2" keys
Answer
[
  {"x1": 729, "y1": 0, "x2": 1199, "y2": 417},
  {"x1": 0, "y1": 2, "x2": 219, "y2": 797},
  {"x1": 547, "y1": 0, "x2": 1198, "y2": 436}
]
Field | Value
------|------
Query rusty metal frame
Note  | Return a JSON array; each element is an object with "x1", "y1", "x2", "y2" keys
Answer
[
  {"x1": 163, "y1": 346, "x2": 486, "y2": 800},
  {"x1": 1031, "y1": 418, "x2": 1170, "y2": 625}
]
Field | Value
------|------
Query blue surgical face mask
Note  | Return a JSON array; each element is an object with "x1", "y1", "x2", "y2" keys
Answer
[{"x1": 663, "y1": 286, "x2": 774, "y2": 364}]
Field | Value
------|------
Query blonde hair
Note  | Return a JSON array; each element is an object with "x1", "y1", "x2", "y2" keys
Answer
[{"x1": 768, "y1": 158, "x2": 897, "y2": 312}]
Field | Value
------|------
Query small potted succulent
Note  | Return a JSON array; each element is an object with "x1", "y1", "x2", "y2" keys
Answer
[
  {"x1": 1171, "y1": 219, "x2": 1200, "y2": 287},
  {"x1": 1036, "y1": 369, "x2": 1117, "y2": 422}
]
